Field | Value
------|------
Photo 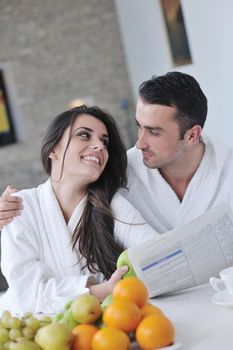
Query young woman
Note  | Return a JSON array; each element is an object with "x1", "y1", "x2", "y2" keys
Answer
[{"x1": 0, "y1": 105, "x2": 156, "y2": 315}]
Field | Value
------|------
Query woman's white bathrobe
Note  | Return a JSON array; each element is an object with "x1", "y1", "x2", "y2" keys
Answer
[
  {"x1": 0, "y1": 179, "x2": 156, "y2": 315},
  {"x1": 124, "y1": 135, "x2": 233, "y2": 234}
]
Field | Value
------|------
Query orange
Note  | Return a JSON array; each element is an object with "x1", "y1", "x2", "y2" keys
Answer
[
  {"x1": 140, "y1": 303, "x2": 163, "y2": 318},
  {"x1": 103, "y1": 299, "x2": 141, "y2": 333},
  {"x1": 92, "y1": 326, "x2": 130, "y2": 350},
  {"x1": 71, "y1": 324, "x2": 98, "y2": 350},
  {"x1": 136, "y1": 314, "x2": 175, "y2": 349},
  {"x1": 113, "y1": 277, "x2": 148, "y2": 307}
]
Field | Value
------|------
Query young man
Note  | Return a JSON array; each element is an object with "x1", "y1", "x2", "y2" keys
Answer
[
  {"x1": 1, "y1": 71, "x2": 233, "y2": 233},
  {"x1": 123, "y1": 71, "x2": 233, "y2": 233}
]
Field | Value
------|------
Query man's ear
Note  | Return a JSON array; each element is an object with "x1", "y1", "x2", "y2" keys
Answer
[{"x1": 185, "y1": 125, "x2": 202, "y2": 144}]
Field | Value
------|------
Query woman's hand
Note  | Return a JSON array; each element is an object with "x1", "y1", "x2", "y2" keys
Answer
[
  {"x1": 89, "y1": 266, "x2": 128, "y2": 301},
  {"x1": 0, "y1": 186, "x2": 23, "y2": 229}
]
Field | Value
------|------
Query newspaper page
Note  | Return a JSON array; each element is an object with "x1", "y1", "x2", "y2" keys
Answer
[{"x1": 128, "y1": 203, "x2": 233, "y2": 297}]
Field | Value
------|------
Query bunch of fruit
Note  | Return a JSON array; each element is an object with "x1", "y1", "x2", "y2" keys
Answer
[
  {"x1": 58, "y1": 277, "x2": 175, "y2": 350},
  {"x1": 0, "y1": 277, "x2": 175, "y2": 350},
  {"x1": 0, "y1": 310, "x2": 52, "y2": 349},
  {"x1": 95, "y1": 277, "x2": 175, "y2": 350}
]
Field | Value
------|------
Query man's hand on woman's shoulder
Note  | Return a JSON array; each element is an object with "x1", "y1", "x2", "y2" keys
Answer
[{"x1": 0, "y1": 186, "x2": 23, "y2": 229}]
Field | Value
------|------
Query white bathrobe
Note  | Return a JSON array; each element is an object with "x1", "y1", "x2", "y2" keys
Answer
[
  {"x1": 123, "y1": 135, "x2": 233, "y2": 234},
  {"x1": 0, "y1": 179, "x2": 156, "y2": 315}
]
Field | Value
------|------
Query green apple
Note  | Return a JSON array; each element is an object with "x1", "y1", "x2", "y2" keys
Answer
[
  {"x1": 101, "y1": 293, "x2": 113, "y2": 311},
  {"x1": 35, "y1": 323, "x2": 72, "y2": 350},
  {"x1": 58, "y1": 307, "x2": 79, "y2": 330},
  {"x1": 71, "y1": 294, "x2": 102, "y2": 324},
  {"x1": 9, "y1": 338, "x2": 41, "y2": 350},
  {"x1": 117, "y1": 250, "x2": 136, "y2": 278}
]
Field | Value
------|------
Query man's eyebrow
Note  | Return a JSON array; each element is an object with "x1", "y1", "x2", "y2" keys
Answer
[
  {"x1": 145, "y1": 126, "x2": 164, "y2": 132},
  {"x1": 135, "y1": 120, "x2": 164, "y2": 132}
]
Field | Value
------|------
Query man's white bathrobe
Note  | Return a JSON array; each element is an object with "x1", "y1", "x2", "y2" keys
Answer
[
  {"x1": 0, "y1": 179, "x2": 156, "y2": 315},
  {"x1": 124, "y1": 135, "x2": 233, "y2": 234}
]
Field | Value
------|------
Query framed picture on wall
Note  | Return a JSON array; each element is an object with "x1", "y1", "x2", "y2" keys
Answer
[
  {"x1": 160, "y1": 0, "x2": 192, "y2": 66},
  {"x1": 0, "y1": 66, "x2": 19, "y2": 146}
]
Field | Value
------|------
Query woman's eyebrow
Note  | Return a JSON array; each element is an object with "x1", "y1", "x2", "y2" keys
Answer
[
  {"x1": 73, "y1": 126, "x2": 93, "y2": 132},
  {"x1": 73, "y1": 126, "x2": 109, "y2": 138}
]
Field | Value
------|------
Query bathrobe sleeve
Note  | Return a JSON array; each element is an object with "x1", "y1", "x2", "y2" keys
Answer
[
  {"x1": 1, "y1": 217, "x2": 91, "y2": 315},
  {"x1": 111, "y1": 193, "x2": 159, "y2": 248}
]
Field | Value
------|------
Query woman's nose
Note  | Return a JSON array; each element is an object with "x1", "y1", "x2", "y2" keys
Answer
[{"x1": 90, "y1": 141, "x2": 105, "y2": 150}]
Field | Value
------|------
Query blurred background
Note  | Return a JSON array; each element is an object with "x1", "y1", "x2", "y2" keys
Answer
[{"x1": 1, "y1": 0, "x2": 233, "y2": 192}]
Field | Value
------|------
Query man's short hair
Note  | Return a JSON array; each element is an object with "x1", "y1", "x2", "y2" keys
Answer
[{"x1": 138, "y1": 71, "x2": 208, "y2": 138}]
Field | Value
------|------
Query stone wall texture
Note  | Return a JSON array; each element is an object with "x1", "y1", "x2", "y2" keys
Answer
[{"x1": 0, "y1": 0, "x2": 135, "y2": 192}]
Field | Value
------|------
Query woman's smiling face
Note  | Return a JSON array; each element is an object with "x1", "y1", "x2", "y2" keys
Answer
[{"x1": 51, "y1": 114, "x2": 109, "y2": 184}]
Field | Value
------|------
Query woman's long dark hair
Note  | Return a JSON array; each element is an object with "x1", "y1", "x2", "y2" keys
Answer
[{"x1": 41, "y1": 105, "x2": 127, "y2": 279}]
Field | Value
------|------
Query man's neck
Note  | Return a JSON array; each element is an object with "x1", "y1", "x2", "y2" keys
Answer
[{"x1": 159, "y1": 142, "x2": 205, "y2": 202}]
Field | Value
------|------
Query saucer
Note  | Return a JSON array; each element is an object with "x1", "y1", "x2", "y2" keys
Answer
[{"x1": 211, "y1": 289, "x2": 233, "y2": 306}]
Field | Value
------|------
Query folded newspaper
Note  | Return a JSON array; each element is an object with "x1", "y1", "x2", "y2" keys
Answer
[{"x1": 128, "y1": 203, "x2": 233, "y2": 297}]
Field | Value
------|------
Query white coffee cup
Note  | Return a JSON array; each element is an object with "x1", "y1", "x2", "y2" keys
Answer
[{"x1": 209, "y1": 266, "x2": 233, "y2": 296}]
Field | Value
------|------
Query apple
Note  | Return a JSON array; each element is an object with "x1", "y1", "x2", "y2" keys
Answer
[
  {"x1": 58, "y1": 307, "x2": 79, "y2": 330},
  {"x1": 71, "y1": 294, "x2": 102, "y2": 324},
  {"x1": 35, "y1": 323, "x2": 72, "y2": 350},
  {"x1": 101, "y1": 293, "x2": 113, "y2": 311},
  {"x1": 9, "y1": 338, "x2": 41, "y2": 350},
  {"x1": 117, "y1": 250, "x2": 136, "y2": 278}
]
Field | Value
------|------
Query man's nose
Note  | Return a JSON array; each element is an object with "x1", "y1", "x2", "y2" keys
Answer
[{"x1": 136, "y1": 129, "x2": 148, "y2": 149}]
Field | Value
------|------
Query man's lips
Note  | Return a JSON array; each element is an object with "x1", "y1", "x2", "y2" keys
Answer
[{"x1": 142, "y1": 151, "x2": 154, "y2": 158}]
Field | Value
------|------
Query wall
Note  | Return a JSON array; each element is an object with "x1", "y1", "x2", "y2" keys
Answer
[
  {"x1": 0, "y1": 0, "x2": 134, "y2": 192},
  {"x1": 115, "y1": 0, "x2": 233, "y2": 146}
]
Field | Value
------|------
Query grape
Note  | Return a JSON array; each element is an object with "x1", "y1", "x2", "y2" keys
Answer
[
  {"x1": 40, "y1": 316, "x2": 52, "y2": 324},
  {"x1": 22, "y1": 326, "x2": 35, "y2": 340},
  {"x1": 3, "y1": 341, "x2": 11, "y2": 350},
  {"x1": 0, "y1": 328, "x2": 9, "y2": 343},
  {"x1": 25, "y1": 317, "x2": 40, "y2": 331},
  {"x1": 8, "y1": 317, "x2": 22, "y2": 329},
  {"x1": 1, "y1": 311, "x2": 11, "y2": 320},
  {"x1": 23, "y1": 312, "x2": 33, "y2": 319},
  {"x1": 1, "y1": 311, "x2": 11, "y2": 329},
  {"x1": 9, "y1": 328, "x2": 22, "y2": 340}
]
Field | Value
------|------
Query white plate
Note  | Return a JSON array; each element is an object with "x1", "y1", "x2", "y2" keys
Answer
[
  {"x1": 211, "y1": 289, "x2": 233, "y2": 307},
  {"x1": 130, "y1": 341, "x2": 182, "y2": 349}
]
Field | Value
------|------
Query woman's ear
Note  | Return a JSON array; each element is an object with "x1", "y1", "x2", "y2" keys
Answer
[{"x1": 48, "y1": 148, "x2": 57, "y2": 160}]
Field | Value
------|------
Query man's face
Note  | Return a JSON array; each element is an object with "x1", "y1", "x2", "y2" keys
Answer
[{"x1": 135, "y1": 97, "x2": 187, "y2": 170}]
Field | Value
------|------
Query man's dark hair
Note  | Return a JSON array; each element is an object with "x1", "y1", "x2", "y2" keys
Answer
[{"x1": 138, "y1": 71, "x2": 208, "y2": 138}]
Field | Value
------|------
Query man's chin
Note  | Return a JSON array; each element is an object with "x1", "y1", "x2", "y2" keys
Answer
[{"x1": 143, "y1": 158, "x2": 158, "y2": 169}]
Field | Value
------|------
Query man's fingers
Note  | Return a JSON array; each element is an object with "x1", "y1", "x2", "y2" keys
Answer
[
  {"x1": 0, "y1": 195, "x2": 22, "y2": 203},
  {"x1": 0, "y1": 209, "x2": 22, "y2": 221},
  {"x1": 0, "y1": 196, "x2": 23, "y2": 212},
  {"x1": 1, "y1": 186, "x2": 17, "y2": 198},
  {"x1": 0, "y1": 218, "x2": 13, "y2": 230}
]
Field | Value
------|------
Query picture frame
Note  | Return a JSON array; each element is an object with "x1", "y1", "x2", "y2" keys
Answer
[
  {"x1": 0, "y1": 65, "x2": 17, "y2": 147},
  {"x1": 160, "y1": 0, "x2": 192, "y2": 66}
]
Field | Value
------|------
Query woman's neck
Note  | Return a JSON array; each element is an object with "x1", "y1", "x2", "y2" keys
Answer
[{"x1": 51, "y1": 179, "x2": 87, "y2": 222}]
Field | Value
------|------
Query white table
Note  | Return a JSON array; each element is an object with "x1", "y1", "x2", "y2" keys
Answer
[{"x1": 149, "y1": 283, "x2": 233, "y2": 350}]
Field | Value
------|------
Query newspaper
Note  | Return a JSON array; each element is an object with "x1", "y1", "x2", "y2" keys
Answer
[{"x1": 128, "y1": 203, "x2": 233, "y2": 297}]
